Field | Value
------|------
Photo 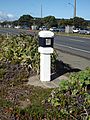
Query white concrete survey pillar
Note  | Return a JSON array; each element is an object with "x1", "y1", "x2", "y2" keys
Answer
[
  {"x1": 38, "y1": 30, "x2": 54, "y2": 81},
  {"x1": 38, "y1": 47, "x2": 53, "y2": 81}
]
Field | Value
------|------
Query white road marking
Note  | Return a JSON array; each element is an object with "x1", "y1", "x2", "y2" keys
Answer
[
  {"x1": 69, "y1": 39, "x2": 85, "y2": 42},
  {"x1": 55, "y1": 44, "x2": 90, "y2": 54}
]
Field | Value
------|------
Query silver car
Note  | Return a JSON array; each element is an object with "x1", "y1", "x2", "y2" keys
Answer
[
  {"x1": 79, "y1": 28, "x2": 87, "y2": 34},
  {"x1": 86, "y1": 29, "x2": 90, "y2": 34}
]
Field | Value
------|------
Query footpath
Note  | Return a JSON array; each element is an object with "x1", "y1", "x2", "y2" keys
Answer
[{"x1": 56, "y1": 50, "x2": 90, "y2": 70}]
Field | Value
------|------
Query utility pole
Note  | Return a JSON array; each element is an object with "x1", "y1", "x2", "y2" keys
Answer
[
  {"x1": 41, "y1": 4, "x2": 42, "y2": 18},
  {"x1": 74, "y1": 0, "x2": 76, "y2": 18}
]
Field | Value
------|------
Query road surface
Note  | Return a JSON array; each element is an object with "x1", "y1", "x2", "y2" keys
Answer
[
  {"x1": 0, "y1": 28, "x2": 34, "y2": 35},
  {"x1": 0, "y1": 28, "x2": 90, "y2": 59},
  {"x1": 54, "y1": 35, "x2": 90, "y2": 59}
]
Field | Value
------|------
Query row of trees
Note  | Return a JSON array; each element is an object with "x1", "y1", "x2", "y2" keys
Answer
[
  {"x1": 0, "y1": 14, "x2": 90, "y2": 29},
  {"x1": 58, "y1": 17, "x2": 88, "y2": 28},
  {"x1": 12, "y1": 15, "x2": 58, "y2": 28}
]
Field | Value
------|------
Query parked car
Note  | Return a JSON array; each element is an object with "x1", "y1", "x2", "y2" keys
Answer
[
  {"x1": 49, "y1": 27, "x2": 59, "y2": 32},
  {"x1": 58, "y1": 27, "x2": 65, "y2": 32},
  {"x1": 73, "y1": 28, "x2": 80, "y2": 33},
  {"x1": 85, "y1": 29, "x2": 90, "y2": 34},
  {"x1": 39, "y1": 26, "x2": 48, "y2": 31},
  {"x1": 79, "y1": 28, "x2": 87, "y2": 34}
]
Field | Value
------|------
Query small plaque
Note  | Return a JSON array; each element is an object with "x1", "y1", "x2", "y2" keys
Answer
[{"x1": 46, "y1": 39, "x2": 51, "y2": 45}]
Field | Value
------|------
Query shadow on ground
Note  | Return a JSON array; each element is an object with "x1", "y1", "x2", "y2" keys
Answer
[{"x1": 51, "y1": 60, "x2": 81, "y2": 81}]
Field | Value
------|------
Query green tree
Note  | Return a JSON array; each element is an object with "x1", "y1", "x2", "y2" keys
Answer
[
  {"x1": 43, "y1": 16, "x2": 58, "y2": 28},
  {"x1": 32, "y1": 18, "x2": 43, "y2": 28},
  {"x1": 12, "y1": 20, "x2": 19, "y2": 26},
  {"x1": 0, "y1": 21, "x2": 8, "y2": 27},
  {"x1": 87, "y1": 20, "x2": 90, "y2": 28},
  {"x1": 73, "y1": 17, "x2": 88, "y2": 28},
  {"x1": 58, "y1": 19, "x2": 66, "y2": 26},
  {"x1": 58, "y1": 18, "x2": 73, "y2": 27},
  {"x1": 18, "y1": 15, "x2": 33, "y2": 27},
  {"x1": 0, "y1": 21, "x2": 13, "y2": 27},
  {"x1": 58, "y1": 17, "x2": 88, "y2": 28}
]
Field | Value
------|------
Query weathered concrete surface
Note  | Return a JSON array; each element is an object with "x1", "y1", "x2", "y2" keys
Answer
[{"x1": 27, "y1": 75, "x2": 68, "y2": 88}]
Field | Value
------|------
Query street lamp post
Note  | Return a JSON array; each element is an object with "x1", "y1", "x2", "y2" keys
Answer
[
  {"x1": 68, "y1": 0, "x2": 76, "y2": 18},
  {"x1": 41, "y1": 4, "x2": 42, "y2": 18},
  {"x1": 74, "y1": 0, "x2": 76, "y2": 18}
]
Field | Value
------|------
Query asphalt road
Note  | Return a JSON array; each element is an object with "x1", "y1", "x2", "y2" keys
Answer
[
  {"x1": 0, "y1": 28, "x2": 34, "y2": 35},
  {"x1": 54, "y1": 35, "x2": 90, "y2": 59},
  {"x1": 0, "y1": 28, "x2": 90, "y2": 59}
]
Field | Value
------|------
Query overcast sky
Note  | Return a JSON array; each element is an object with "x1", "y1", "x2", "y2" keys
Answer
[{"x1": 0, "y1": 0, "x2": 90, "y2": 21}]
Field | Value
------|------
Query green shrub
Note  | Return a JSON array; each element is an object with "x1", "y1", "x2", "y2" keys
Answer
[
  {"x1": 0, "y1": 34, "x2": 57, "y2": 75},
  {"x1": 48, "y1": 68, "x2": 90, "y2": 120}
]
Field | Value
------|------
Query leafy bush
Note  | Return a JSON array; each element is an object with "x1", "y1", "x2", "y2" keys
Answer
[
  {"x1": 0, "y1": 34, "x2": 57, "y2": 75},
  {"x1": 48, "y1": 68, "x2": 90, "y2": 120},
  {"x1": 0, "y1": 34, "x2": 39, "y2": 73}
]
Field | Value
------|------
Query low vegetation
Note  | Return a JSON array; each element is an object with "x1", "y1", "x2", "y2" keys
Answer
[
  {"x1": 0, "y1": 67, "x2": 90, "y2": 120},
  {"x1": 0, "y1": 34, "x2": 90, "y2": 120},
  {"x1": 56, "y1": 32, "x2": 90, "y2": 38},
  {"x1": 48, "y1": 68, "x2": 90, "y2": 120},
  {"x1": 0, "y1": 34, "x2": 57, "y2": 75}
]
